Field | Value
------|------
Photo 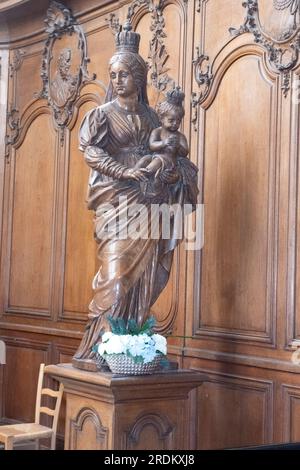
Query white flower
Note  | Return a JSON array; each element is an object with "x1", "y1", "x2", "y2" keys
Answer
[
  {"x1": 104, "y1": 335, "x2": 126, "y2": 354},
  {"x1": 97, "y1": 331, "x2": 168, "y2": 364},
  {"x1": 152, "y1": 334, "x2": 167, "y2": 355},
  {"x1": 101, "y1": 331, "x2": 113, "y2": 343}
]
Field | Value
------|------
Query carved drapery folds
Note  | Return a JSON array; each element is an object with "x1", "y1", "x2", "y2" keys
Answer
[
  {"x1": 229, "y1": 0, "x2": 300, "y2": 97},
  {"x1": 37, "y1": 1, "x2": 95, "y2": 143}
]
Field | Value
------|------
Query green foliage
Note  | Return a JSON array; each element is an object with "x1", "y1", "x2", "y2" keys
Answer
[{"x1": 107, "y1": 315, "x2": 156, "y2": 336}]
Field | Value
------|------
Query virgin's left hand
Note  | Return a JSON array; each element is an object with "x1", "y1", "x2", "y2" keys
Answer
[{"x1": 160, "y1": 168, "x2": 180, "y2": 184}]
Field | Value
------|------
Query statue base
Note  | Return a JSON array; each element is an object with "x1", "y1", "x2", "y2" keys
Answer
[
  {"x1": 45, "y1": 363, "x2": 206, "y2": 450},
  {"x1": 71, "y1": 357, "x2": 110, "y2": 373}
]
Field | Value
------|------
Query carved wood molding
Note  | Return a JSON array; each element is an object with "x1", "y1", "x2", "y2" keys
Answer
[
  {"x1": 69, "y1": 407, "x2": 108, "y2": 450},
  {"x1": 36, "y1": 1, "x2": 96, "y2": 144},
  {"x1": 5, "y1": 103, "x2": 52, "y2": 165},
  {"x1": 281, "y1": 384, "x2": 300, "y2": 441},
  {"x1": 122, "y1": 412, "x2": 174, "y2": 449},
  {"x1": 0, "y1": 335, "x2": 52, "y2": 352},
  {"x1": 229, "y1": 0, "x2": 300, "y2": 97},
  {"x1": 286, "y1": 91, "x2": 300, "y2": 347}
]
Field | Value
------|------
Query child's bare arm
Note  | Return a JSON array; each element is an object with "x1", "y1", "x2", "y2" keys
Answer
[
  {"x1": 149, "y1": 128, "x2": 165, "y2": 152},
  {"x1": 178, "y1": 133, "x2": 189, "y2": 157}
]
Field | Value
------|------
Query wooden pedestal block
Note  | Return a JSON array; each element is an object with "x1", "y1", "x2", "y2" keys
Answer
[{"x1": 45, "y1": 363, "x2": 205, "y2": 450}]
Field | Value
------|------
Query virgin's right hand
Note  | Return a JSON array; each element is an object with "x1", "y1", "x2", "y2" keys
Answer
[{"x1": 123, "y1": 168, "x2": 150, "y2": 182}]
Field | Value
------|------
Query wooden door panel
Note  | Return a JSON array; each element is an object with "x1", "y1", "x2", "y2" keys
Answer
[
  {"x1": 198, "y1": 54, "x2": 277, "y2": 342},
  {"x1": 8, "y1": 113, "x2": 56, "y2": 315}
]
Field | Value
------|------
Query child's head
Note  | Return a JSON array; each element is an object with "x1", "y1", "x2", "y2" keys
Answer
[{"x1": 157, "y1": 86, "x2": 185, "y2": 132}]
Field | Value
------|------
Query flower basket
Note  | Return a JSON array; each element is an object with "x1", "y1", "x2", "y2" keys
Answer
[
  {"x1": 104, "y1": 353, "x2": 162, "y2": 375},
  {"x1": 95, "y1": 316, "x2": 168, "y2": 376}
]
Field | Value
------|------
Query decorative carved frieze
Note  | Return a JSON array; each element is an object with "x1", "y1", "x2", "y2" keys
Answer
[
  {"x1": 229, "y1": 0, "x2": 300, "y2": 97},
  {"x1": 37, "y1": 1, "x2": 96, "y2": 143},
  {"x1": 148, "y1": 0, "x2": 173, "y2": 93}
]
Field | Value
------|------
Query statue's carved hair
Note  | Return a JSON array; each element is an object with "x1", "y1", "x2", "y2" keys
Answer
[
  {"x1": 157, "y1": 101, "x2": 185, "y2": 120},
  {"x1": 157, "y1": 86, "x2": 185, "y2": 120}
]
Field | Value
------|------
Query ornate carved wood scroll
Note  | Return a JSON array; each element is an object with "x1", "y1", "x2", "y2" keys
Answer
[
  {"x1": 191, "y1": 47, "x2": 213, "y2": 131},
  {"x1": 147, "y1": 0, "x2": 173, "y2": 93},
  {"x1": 5, "y1": 108, "x2": 20, "y2": 161},
  {"x1": 229, "y1": 0, "x2": 300, "y2": 97},
  {"x1": 9, "y1": 49, "x2": 25, "y2": 78},
  {"x1": 191, "y1": 2, "x2": 213, "y2": 131},
  {"x1": 37, "y1": 1, "x2": 95, "y2": 143}
]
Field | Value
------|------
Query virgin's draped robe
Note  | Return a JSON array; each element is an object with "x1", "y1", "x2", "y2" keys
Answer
[{"x1": 75, "y1": 100, "x2": 198, "y2": 360}]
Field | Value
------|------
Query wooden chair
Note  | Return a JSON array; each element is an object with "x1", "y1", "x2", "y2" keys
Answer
[{"x1": 0, "y1": 363, "x2": 63, "y2": 450}]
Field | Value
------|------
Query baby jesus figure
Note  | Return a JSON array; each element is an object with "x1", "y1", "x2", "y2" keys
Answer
[{"x1": 134, "y1": 87, "x2": 189, "y2": 199}]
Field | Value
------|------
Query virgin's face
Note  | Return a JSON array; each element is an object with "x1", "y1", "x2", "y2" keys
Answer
[{"x1": 109, "y1": 61, "x2": 138, "y2": 98}]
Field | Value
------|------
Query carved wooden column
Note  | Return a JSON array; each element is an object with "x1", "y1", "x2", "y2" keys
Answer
[{"x1": 45, "y1": 363, "x2": 205, "y2": 450}]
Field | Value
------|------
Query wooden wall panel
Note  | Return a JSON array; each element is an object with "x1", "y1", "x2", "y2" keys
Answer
[
  {"x1": 203, "y1": 0, "x2": 246, "y2": 63},
  {"x1": 1, "y1": 0, "x2": 300, "y2": 450},
  {"x1": 84, "y1": 25, "x2": 114, "y2": 87},
  {"x1": 3, "y1": 338, "x2": 51, "y2": 422},
  {"x1": 8, "y1": 113, "x2": 56, "y2": 314},
  {"x1": 63, "y1": 102, "x2": 98, "y2": 318},
  {"x1": 282, "y1": 385, "x2": 300, "y2": 442},
  {"x1": 198, "y1": 55, "x2": 276, "y2": 342},
  {"x1": 12, "y1": 49, "x2": 42, "y2": 113},
  {"x1": 197, "y1": 372, "x2": 273, "y2": 449}
]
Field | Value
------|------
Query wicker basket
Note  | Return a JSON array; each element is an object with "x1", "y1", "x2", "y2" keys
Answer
[{"x1": 104, "y1": 353, "x2": 162, "y2": 375}]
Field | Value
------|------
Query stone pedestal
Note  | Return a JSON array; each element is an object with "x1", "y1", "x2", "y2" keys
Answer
[{"x1": 45, "y1": 363, "x2": 206, "y2": 450}]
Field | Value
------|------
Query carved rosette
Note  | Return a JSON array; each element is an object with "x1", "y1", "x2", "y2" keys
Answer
[
  {"x1": 229, "y1": 0, "x2": 300, "y2": 97},
  {"x1": 37, "y1": 1, "x2": 95, "y2": 142}
]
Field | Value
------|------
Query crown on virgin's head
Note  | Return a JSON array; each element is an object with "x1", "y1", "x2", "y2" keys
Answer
[
  {"x1": 115, "y1": 20, "x2": 140, "y2": 53},
  {"x1": 166, "y1": 86, "x2": 185, "y2": 106}
]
